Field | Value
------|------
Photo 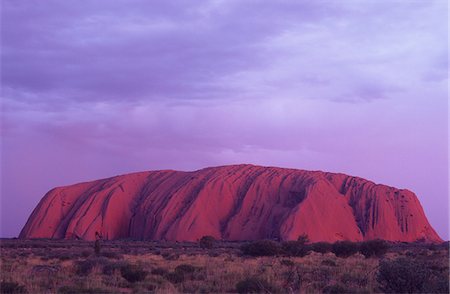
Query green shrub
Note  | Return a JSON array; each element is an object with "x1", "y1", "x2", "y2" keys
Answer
[
  {"x1": 240, "y1": 240, "x2": 280, "y2": 257},
  {"x1": 120, "y1": 264, "x2": 147, "y2": 283},
  {"x1": 332, "y1": 241, "x2": 360, "y2": 258},
  {"x1": 0, "y1": 282, "x2": 27, "y2": 294},
  {"x1": 281, "y1": 241, "x2": 310, "y2": 257},
  {"x1": 311, "y1": 242, "x2": 332, "y2": 254},
  {"x1": 199, "y1": 235, "x2": 216, "y2": 249},
  {"x1": 377, "y1": 257, "x2": 449, "y2": 293},
  {"x1": 235, "y1": 277, "x2": 277, "y2": 293},
  {"x1": 359, "y1": 239, "x2": 389, "y2": 258}
]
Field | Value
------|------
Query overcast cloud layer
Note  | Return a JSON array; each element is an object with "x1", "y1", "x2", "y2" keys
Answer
[{"x1": 1, "y1": 0, "x2": 448, "y2": 239}]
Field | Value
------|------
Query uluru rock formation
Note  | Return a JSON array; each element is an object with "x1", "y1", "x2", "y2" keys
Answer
[{"x1": 20, "y1": 164, "x2": 442, "y2": 243}]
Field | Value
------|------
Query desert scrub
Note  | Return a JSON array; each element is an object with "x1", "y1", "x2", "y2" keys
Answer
[
  {"x1": 322, "y1": 283, "x2": 355, "y2": 294},
  {"x1": 321, "y1": 258, "x2": 337, "y2": 267},
  {"x1": 377, "y1": 257, "x2": 449, "y2": 293},
  {"x1": 280, "y1": 259, "x2": 295, "y2": 266},
  {"x1": 75, "y1": 257, "x2": 109, "y2": 276},
  {"x1": 165, "y1": 271, "x2": 185, "y2": 284},
  {"x1": 161, "y1": 251, "x2": 180, "y2": 260},
  {"x1": 199, "y1": 236, "x2": 216, "y2": 249},
  {"x1": 311, "y1": 242, "x2": 332, "y2": 254},
  {"x1": 164, "y1": 263, "x2": 205, "y2": 285},
  {"x1": 281, "y1": 240, "x2": 310, "y2": 257},
  {"x1": 101, "y1": 260, "x2": 127, "y2": 275},
  {"x1": 340, "y1": 271, "x2": 368, "y2": 288},
  {"x1": 100, "y1": 251, "x2": 122, "y2": 259},
  {"x1": 359, "y1": 239, "x2": 389, "y2": 258},
  {"x1": 57, "y1": 285, "x2": 110, "y2": 294},
  {"x1": 240, "y1": 240, "x2": 280, "y2": 256},
  {"x1": 120, "y1": 263, "x2": 147, "y2": 283},
  {"x1": 235, "y1": 276, "x2": 279, "y2": 293},
  {"x1": 151, "y1": 267, "x2": 168, "y2": 276},
  {"x1": 332, "y1": 241, "x2": 360, "y2": 258},
  {"x1": 0, "y1": 281, "x2": 27, "y2": 294},
  {"x1": 75, "y1": 259, "x2": 97, "y2": 276}
]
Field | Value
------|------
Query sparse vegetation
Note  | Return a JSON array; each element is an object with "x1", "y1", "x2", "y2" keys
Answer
[
  {"x1": 120, "y1": 263, "x2": 147, "y2": 283},
  {"x1": 199, "y1": 235, "x2": 216, "y2": 249},
  {"x1": 57, "y1": 285, "x2": 110, "y2": 294},
  {"x1": 297, "y1": 233, "x2": 310, "y2": 244},
  {"x1": 281, "y1": 240, "x2": 310, "y2": 257},
  {"x1": 235, "y1": 277, "x2": 278, "y2": 293},
  {"x1": 360, "y1": 239, "x2": 389, "y2": 258},
  {"x1": 377, "y1": 257, "x2": 449, "y2": 293},
  {"x1": 0, "y1": 238, "x2": 447, "y2": 293},
  {"x1": 75, "y1": 258, "x2": 97, "y2": 276},
  {"x1": 311, "y1": 242, "x2": 333, "y2": 254},
  {"x1": 240, "y1": 240, "x2": 280, "y2": 256},
  {"x1": 94, "y1": 240, "x2": 101, "y2": 256},
  {"x1": 332, "y1": 240, "x2": 360, "y2": 258},
  {"x1": 0, "y1": 281, "x2": 27, "y2": 294}
]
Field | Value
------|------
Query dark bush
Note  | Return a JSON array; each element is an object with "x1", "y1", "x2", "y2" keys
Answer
[
  {"x1": 165, "y1": 272, "x2": 185, "y2": 284},
  {"x1": 57, "y1": 285, "x2": 109, "y2": 294},
  {"x1": 100, "y1": 251, "x2": 122, "y2": 259},
  {"x1": 321, "y1": 259, "x2": 337, "y2": 267},
  {"x1": 311, "y1": 242, "x2": 333, "y2": 254},
  {"x1": 57, "y1": 253, "x2": 73, "y2": 261},
  {"x1": 0, "y1": 282, "x2": 27, "y2": 294},
  {"x1": 199, "y1": 235, "x2": 216, "y2": 249},
  {"x1": 120, "y1": 264, "x2": 147, "y2": 283},
  {"x1": 175, "y1": 264, "x2": 198, "y2": 274},
  {"x1": 75, "y1": 259, "x2": 97, "y2": 276},
  {"x1": 94, "y1": 240, "x2": 101, "y2": 256},
  {"x1": 281, "y1": 241, "x2": 310, "y2": 257},
  {"x1": 161, "y1": 252, "x2": 180, "y2": 260},
  {"x1": 208, "y1": 251, "x2": 220, "y2": 257},
  {"x1": 377, "y1": 257, "x2": 449, "y2": 293},
  {"x1": 235, "y1": 277, "x2": 277, "y2": 293},
  {"x1": 280, "y1": 259, "x2": 295, "y2": 266},
  {"x1": 297, "y1": 234, "x2": 309, "y2": 243},
  {"x1": 240, "y1": 240, "x2": 280, "y2": 257},
  {"x1": 151, "y1": 267, "x2": 168, "y2": 276},
  {"x1": 322, "y1": 284, "x2": 354, "y2": 294},
  {"x1": 332, "y1": 241, "x2": 360, "y2": 258},
  {"x1": 102, "y1": 261, "x2": 126, "y2": 275},
  {"x1": 359, "y1": 239, "x2": 389, "y2": 258},
  {"x1": 341, "y1": 272, "x2": 368, "y2": 287},
  {"x1": 81, "y1": 250, "x2": 91, "y2": 258}
]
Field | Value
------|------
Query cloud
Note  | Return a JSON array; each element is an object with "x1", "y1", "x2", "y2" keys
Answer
[
  {"x1": 2, "y1": 0, "x2": 446, "y2": 108},
  {"x1": 1, "y1": 0, "x2": 448, "y2": 238}
]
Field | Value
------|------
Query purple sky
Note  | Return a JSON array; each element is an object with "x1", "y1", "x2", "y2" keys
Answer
[{"x1": 1, "y1": 1, "x2": 448, "y2": 239}]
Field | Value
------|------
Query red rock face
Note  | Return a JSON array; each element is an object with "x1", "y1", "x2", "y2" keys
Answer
[{"x1": 19, "y1": 165, "x2": 442, "y2": 242}]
